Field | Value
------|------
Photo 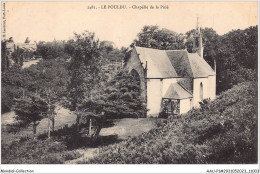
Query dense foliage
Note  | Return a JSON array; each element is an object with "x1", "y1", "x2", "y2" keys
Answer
[
  {"x1": 36, "y1": 40, "x2": 69, "y2": 60},
  {"x1": 1, "y1": 137, "x2": 81, "y2": 164},
  {"x1": 1, "y1": 40, "x2": 11, "y2": 72},
  {"x1": 13, "y1": 94, "x2": 48, "y2": 137},
  {"x1": 215, "y1": 26, "x2": 257, "y2": 92},
  {"x1": 134, "y1": 25, "x2": 185, "y2": 50},
  {"x1": 88, "y1": 81, "x2": 257, "y2": 164},
  {"x1": 102, "y1": 70, "x2": 146, "y2": 118},
  {"x1": 1, "y1": 64, "x2": 24, "y2": 113},
  {"x1": 1, "y1": 58, "x2": 70, "y2": 113},
  {"x1": 64, "y1": 31, "x2": 108, "y2": 141}
]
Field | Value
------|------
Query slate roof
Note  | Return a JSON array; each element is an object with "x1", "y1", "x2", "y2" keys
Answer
[
  {"x1": 163, "y1": 83, "x2": 193, "y2": 99},
  {"x1": 135, "y1": 46, "x2": 215, "y2": 78},
  {"x1": 178, "y1": 78, "x2": 193, "y2": 93},
  {"x1": 135, "y1": 47, "x2": 177, "y2": 78}
]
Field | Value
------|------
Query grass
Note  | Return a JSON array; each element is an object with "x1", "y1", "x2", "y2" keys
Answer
[
  {"x1": 1, "y1": 106, "x2": 80, "y2": 164},
  {"x1": 1, "y1": 137, "x2": 82, "y2": 164},
  {"x1": 1, "y1": 106, "x2": 77, "y2": 144},
  {"x1": 99, "y1": 118, "x2": 158, "y2": 139},
  {"x1": 1, "y1": 115, "x2": 157, "y2": 164}
]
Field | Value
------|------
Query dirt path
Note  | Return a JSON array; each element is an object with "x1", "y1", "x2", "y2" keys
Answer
[
  {"x1": 64, "y1": 118, "x2": 157, "y2": 164},
  {"x1": 64, "y1": 148, "x2": 100, "y2": 164},
  {"x1": 22, "y1": 59, "x2": 40, "y2": 69}
]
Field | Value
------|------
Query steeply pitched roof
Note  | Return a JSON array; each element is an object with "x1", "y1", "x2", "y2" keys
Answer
[
  {"x1": 166, "y1": 50, "x2": 193, "y2": 77},
  {"x1": 178, "y1": 78, "x2": 193, "y2": 93},
  {"x1": 187, "y1": 53, "x2": 215, "y2": 77},
  {"x1": 135, "y1": 47, "x2": 177, "y2": 78},
  {"x1": 163, "y1": 83, "x2": 193, "y2": 99},
  {"x1": 134, "y1": 46, "x2": 215, "y2": 78}
]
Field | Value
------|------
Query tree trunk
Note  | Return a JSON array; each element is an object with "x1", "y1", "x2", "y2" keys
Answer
[
  {"x1": 47, "y1": 114, "x2": 50, "y2": 139},
  {"x1": 33, "y1": 122, "x2": 37, "y2": 139},
  {"x1": 22, "y1": 88, "x2": 25, "y2": 98},
  {"x1": 76, "y1": 107, "x2": 80, "y2": 132},
  {"x1": 47, "y1": 88, "x2": 51, "y2": 139},
  {"x1": 89, "y1": 118, "x2": 92, "y2": 136},
  {"x1": 52, "y1": 117, "x2": 55, "y2": 131},
  {"x1": 76, "y1": 115, "x2": 80, "y2": 132}
]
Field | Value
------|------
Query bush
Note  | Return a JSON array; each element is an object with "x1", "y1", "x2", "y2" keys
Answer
[
  {"x1": 1, "y1": 137, "x2": 82, "y2": 164},
  {"x1": 102, "y1": 70, "x2": 146, "y2": 119},
  {"x1": 87, "y1": 81, "x2": 257, "y2": 164}
]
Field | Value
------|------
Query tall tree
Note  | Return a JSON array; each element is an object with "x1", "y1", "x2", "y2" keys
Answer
[
  {"x1": 22, "y1": 58, "x2": 70, "y2": 138},
  {"x1": 134, "y1": 25, "x2": 185, "y2": 50},
  {"x1": 1, "y1": 40, "x2": 10, "y2": 72},
  {"x1": 36, "y1": 40, "x2": 68, "y2": 60},
  {"x1": 102, "y1": 69, "x2": 146, "y2": 119},
  {"x1": 215, "y1": 26, "x2": 257, "y2": 92},
  {"x1": 67, "y1": 31, "x2": 105, "y2": 135},
  {"x1": 13, "y1": 94, "x2": 48, "y2": 139}
]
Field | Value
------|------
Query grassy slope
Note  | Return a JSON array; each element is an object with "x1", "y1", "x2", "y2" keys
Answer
[
  {"x1": 88, "y1": 81, "x2": 258, "y2": 164},
  {"x1": 1, "y1": 138, "x2": 82, "y2": 164}
]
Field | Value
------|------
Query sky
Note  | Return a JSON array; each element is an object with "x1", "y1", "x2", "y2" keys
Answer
[{"x1": 2, "y1": 1, "x2": 258, "y2": 48}]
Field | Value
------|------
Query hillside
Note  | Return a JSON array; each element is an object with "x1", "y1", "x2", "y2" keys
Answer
[{"x1": 87, "y1": 81, "x2": 258, "y2": 164}]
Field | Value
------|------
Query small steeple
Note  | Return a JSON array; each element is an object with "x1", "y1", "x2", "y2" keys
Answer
[
  {"x1": 196, "y1": 16, "x2": 200, "y2": 33},
  {"x1": 192, "y1": 16, "x2": 203, "y2": 58}
]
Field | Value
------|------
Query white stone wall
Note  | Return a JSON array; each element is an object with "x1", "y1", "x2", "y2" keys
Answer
[
  {"x1": 180, "y1": 98, "x2": 192, "y2": 114},
  {"x1": 147, "y1": 79, "x2": 163, "y2": 117},
  {"x1": 208, "y1": 75, "x2": 216, "y2": 100},
  {"x1": 193, "y1": 78, "x2": 209, "y2": 107}
]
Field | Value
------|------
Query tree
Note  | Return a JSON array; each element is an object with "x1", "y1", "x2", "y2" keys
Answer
[
  {"x1": 214, "y1": 26, "x2": 257, "y2": 93},
  {"x1": 25, "y1": 37, "x2": 30, "y2": 43},
  {"x1": 1, "y1": 64, "x2": 24, "y2": 113},
  {"x1": 11, "y1": 46, "x2": 25, "y2": 66},
  {"x1": 13, "y1": 94, "x2": 48, "y2": 139},
  {"x1": 8, "y1": 37, "x2": 14, "y2": 42},
  {"x1": 22, "y1": 58, "x2": 70, "y2": 138},
  {"x1": 1, "y1": 40, "x2": 10, "y2": 72},
  {"x1": 36, "y1": 40, "x2": 68, "y2": 60},
  {"x1": 102, "y1": 69, "x2": 146, "y2": 118},
  {"x1": 38, "y1": 59, "x2": 69, "y2": 138},
  {"x1": 134, "y1": 25, "x2": 185, "y2": 50},
  {"x1": 67, "y1": 31, "x2": 105, "y2": 138}
]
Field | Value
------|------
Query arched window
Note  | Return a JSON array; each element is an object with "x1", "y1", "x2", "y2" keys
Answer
[
  {"x1": 200, "y1": 82, "x2": 203, "y2": 101},
  {"x1": 190, "y1": 98, "x2": 193, "y2": 109}
]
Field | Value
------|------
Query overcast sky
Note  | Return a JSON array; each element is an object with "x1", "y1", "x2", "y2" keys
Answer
[{"x1": 3, "y1": 1, "x2": 258, "y2": 48}]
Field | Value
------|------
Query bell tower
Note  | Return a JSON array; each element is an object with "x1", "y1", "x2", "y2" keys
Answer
[{"x1": 192, "y1": 16, "x2": 203, "y2": 58}]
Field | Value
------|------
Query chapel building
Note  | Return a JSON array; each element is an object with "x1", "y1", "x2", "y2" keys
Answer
[{"x1": 125, "y1": 21, "x2": 216, "y2": 117}]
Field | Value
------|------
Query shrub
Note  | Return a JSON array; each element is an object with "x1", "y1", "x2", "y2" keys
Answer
[{"x1": 1, "y1": 137, "x2": 82, "y2": 164}]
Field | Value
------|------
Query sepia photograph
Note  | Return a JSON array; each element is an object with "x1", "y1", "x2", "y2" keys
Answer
[{"x1": 0, "y1": 1, "x2": 259, "y2": 173}]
